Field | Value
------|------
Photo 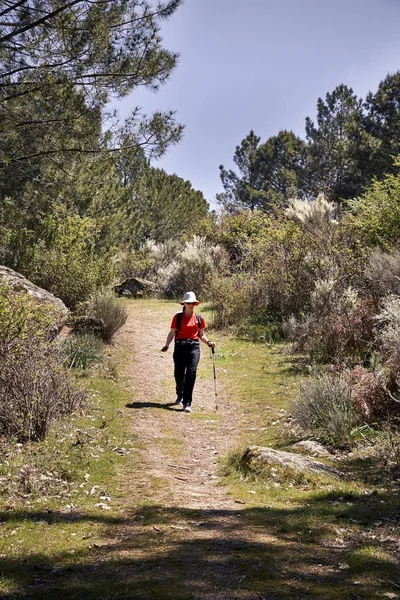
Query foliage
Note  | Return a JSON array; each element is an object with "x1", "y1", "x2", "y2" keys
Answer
[
  {"x1": 0, "y1": 282, "x2": 57, "y2": 352},
  {"x1": 161, "y1": 236, "x2": 228, "y2": 298},
  {"x1": 85, "y1": 288, "x2": 128, "y2": 343},
  {"x1": 348, "y1": 170, "x2": 400, "y2": 250},
  {"x1": 364, "y1": 71, "x2": 400, "y2": 181},
  {"x1": 24, "y1": 207, "x2": 114, "y2": 310},
  {"x1": 0, "y1": 342, "x2": 85, "y2": 442},
  {"x1": 364, "y1": 247, "x2": 400, "y2": 298},
  {"x1": 285, "y1": 290, "x2": 376, "y2": 364},
  {"x1": 375, "y1": 295, "x2": 400, "y2": 379},
  {"x1": 350, "y1": 366, "x2": 388, "y2": 421},
  {"x1": 62, "y1": 334, "x2": 103, "y2": 370},
  {"x1": 292, "y1": 372, "x2": 361, "y2": 446},
  {"x1": 0, "y1": 0, "x2": 183, "y2": 173},
  {"x1": 208, "y1": 274, "x2": 262, "y2": 329},
  {"x1": 218, "y1": 130, "x2": 308, "y2": 213},
  {"x1": 305, "y1": 84, "x2": 366, "y2": 201}
]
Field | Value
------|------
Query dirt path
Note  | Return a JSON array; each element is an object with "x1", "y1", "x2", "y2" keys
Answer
[{"x1": 103, "y1": 300, "x2": 271, "y2": 600}]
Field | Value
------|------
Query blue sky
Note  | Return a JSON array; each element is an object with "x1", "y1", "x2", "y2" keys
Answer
[{"x1": 115, "y1": 0, "x2": 400, "y2": 207}]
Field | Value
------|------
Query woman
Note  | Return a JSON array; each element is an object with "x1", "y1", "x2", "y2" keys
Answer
[{"x1": 161, "y1": 291, "x2": 215, "y2": 413}]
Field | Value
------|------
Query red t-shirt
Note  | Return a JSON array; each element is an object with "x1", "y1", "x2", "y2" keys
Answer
[{"x1": 171, "y1": 312, "x2": 206, "y2": 340}]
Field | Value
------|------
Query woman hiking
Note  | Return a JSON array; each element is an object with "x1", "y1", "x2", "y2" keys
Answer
[{"x1": 161, "y1": 291, "x2": 215, "y2": 413}]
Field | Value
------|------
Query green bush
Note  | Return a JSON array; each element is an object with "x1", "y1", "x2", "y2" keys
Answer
[
  {"x1": 62, "y1": 333, "x2": 103, "y2": 370},
  {"x1": 85, "y1": 288, "x2": 128, "y2": 342},
  {"x1": 25, "y1": 207, "x2": 114, "y2": 309},
  {"x1": 292, "y1": 372, "x2": 361, "y2": 447},
  {"x1": 349, "y1": 171, "x2": 400, "y2": 250},
  {"x1": 208, "y1": 273, "x2": 262, "y2": 329},
  {"x1": 0, "y1": 282, "x2": 57, "y2": 352}
]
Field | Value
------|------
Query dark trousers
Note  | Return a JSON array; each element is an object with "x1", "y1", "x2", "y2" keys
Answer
[{"x1": 173, "y1": 342, "x2": 200, "y2": 406}]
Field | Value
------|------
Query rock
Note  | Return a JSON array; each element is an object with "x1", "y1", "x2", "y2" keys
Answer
[
  {"x1": 113, "y1": 277, "x2": 159, "y2": 298},
  {"x1": 242, "y1": 446, "x2": 341, "y2": 479},
  {"x1": 71, "y1": 315, "x2": 105, "y2": 337},
  {"x1": 0, "y1": 265, "x2": 68, "y2": 332},
  {"x1": 292, "y1": 440, "x2": 332, "y2": 458}
]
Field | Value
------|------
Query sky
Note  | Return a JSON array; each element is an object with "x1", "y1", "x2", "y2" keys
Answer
[{"x1": 115, "y1": 0, "x2": 400, "y2": 208}]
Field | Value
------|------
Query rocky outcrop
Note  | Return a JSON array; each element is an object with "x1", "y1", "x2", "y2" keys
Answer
[
  {"x1": 0, "y1": 265, "x2": 68, "y2": 330},
  {"x1": 113, "y1": 276, "x2": 159, "y2": 297},
  {"x1": 242, "y1": 445, "x2": 340, "y2": 478}
]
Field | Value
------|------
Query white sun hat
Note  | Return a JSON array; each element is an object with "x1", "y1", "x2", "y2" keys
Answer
[{"x1": 180, "y1": 291, "x2": 200, "y2": 305}]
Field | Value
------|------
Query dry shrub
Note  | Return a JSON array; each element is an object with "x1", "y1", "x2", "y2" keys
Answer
[
  {"x1": 350, "y1": 366, "x2": 388, "y2": 420},
  {"x1": 365, "y1": 247, "x2": 400, "y2": 298},
  {"x1": 286, "y1": 290, "x2": 376, "y2": 364},
  {"x1": 292, "y1": 372, "x2": 361, "y2": 446},
  {"x1": 375, "y1": 295, "x2": 400, "y2": 375},
  {"x1": 85, "y1": 287, "x2": 128, "y2": 342},
  {"x1": 0, "y1": 343, "x2": 85, "y2": 442}
]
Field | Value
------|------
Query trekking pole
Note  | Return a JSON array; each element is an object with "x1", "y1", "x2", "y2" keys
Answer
[{"x1": 211, "y1": 346, "x2": 218, "y2": 411}]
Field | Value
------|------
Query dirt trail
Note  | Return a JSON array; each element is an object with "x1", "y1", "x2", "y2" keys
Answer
[{"x1": 104, "y1": 301, "x2": 270, "y2": 600}]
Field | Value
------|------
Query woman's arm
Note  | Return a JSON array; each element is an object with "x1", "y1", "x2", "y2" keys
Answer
[
  {"x1": 161, "y1": 328, "x2": 177, "y2": 352},
  {"x1": 199, "y1": 328, "x2": 215, "y2": 348}
]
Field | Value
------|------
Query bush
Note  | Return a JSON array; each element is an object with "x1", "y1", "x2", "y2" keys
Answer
[
  {"x1": 0, "y1": 282, "x2": 57, "y2": 352},
  {"x1": 157, "y1": 236, "x2": 229, "y2": 298},
  {"x1": 292, "y1": 372, "x2": 361, "y2": 446},
  {"x1": 208, "y1": 273, "x2": 263, "y2": 329},
  {"x1": 0, "y1": 343, "x2": 85, "y2": 442},
  {"x1": 364, "y1": 247, "x2": 400, "y2": 298},
  {"x1": 26, "y1": 208, "x2": 114, "y2": 310},
  {"x1": 350, "y1": 365, "x2": 388, "y2": 421},
  {"x1": 62, "y1": 333, "x2": 103, "y2": 370},
  {"x1": 375, "y1": 295, "x2": 400, "y2": 374},
  {"x1": 285, "y1": 288, "x2": 376, "y2": 364},
  {"x1": 85, "y1": 288, "x2": 128, "y2": 342}
]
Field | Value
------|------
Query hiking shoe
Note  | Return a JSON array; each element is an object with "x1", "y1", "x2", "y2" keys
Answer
[
  {"x1": 174, "y1": 396, "x2": 183, "y2": 405},
  {"x1": 183, "y1": 405, "x2": 192, "y2": 413}
]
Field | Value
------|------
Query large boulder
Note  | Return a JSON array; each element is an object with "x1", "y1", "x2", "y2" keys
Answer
[
  {"x1": 242, "y1": 446, "x2": 340, "y2": 479},
  {"x1": 0, "y1": 265, "x2": 69, "y2": 331},
  {"x1": 113, "y1": 276, "x2": 159, "y2": 298}
]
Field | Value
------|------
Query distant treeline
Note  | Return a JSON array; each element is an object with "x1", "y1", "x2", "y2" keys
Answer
[{"x1": 218, "y1": 75, "x2": 400, "y2": 211}]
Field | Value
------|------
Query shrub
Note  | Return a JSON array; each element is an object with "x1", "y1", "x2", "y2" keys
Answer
[
  {"x1": 0, "y1": 343, "x2": 85, "y2": 442},
  {"x1": 364, "y1": 247, "x2": 400, "y2": 298},
  {"x1": 208, "y1": 273, "x2": 263, "y2": 329},
  {"x1": 26, "y1": 208, "x2": 114, "y2": 309},
  {"x1": 349, "y1": 171, "x2": 400, "y2": 250},
  {"x1": 159, "y1": 236, "x2": 229, "y2": 298},
  {"x1": 375, "y1": 295, "x2": 400, "y2": 374},
  {"x1": 62, "y1": 333, "x2": 103, "y2": 370},
  {"x1": 0, "y1": 282, "x2": 56, "y2": 353},
  {"x1": 285, "y1": 288, "x2": 376, "y2": 364},
  {"x1": 350, "y1": 365, "x2": 388, "y2": 421},
  {"x1": 85, "y1": 288, "x2": 128, "y2": 342},
  {"x1": 292, "y1": 372, "x2": 361, "y2": 446}
]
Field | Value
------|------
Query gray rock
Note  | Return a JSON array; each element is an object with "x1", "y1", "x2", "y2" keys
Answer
[
  {"x1": 0, "y1": 265, "x2": 68, "y2": 332},
  {"x1": 113, "y1": 277, "x2": 159, "y2": 298},
  {"x1": 242, "y1": 445, "x2": 340, "y2": 478},
  {"x1": 292, "y1": 440, "x2": 332, "y2": 458}
]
